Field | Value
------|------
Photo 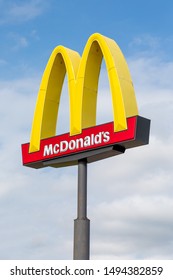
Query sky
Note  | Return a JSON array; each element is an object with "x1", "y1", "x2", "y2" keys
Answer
[{"x1": 0, "y1": 0, "x2": 173, "y2": 260}]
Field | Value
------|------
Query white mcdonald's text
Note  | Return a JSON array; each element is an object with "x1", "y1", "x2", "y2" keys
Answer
[{"x1": 43, "y1": 131, "x2": 110, "y2": 157}]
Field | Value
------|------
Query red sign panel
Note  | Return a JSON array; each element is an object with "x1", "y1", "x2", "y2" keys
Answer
[{"x1": 21, "y1": 116, "x2": 150, "y2": 169}]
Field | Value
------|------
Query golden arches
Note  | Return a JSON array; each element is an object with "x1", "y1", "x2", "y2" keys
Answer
[{"x1": 29, "y1": 33, "x2": 138, "y2": 153}]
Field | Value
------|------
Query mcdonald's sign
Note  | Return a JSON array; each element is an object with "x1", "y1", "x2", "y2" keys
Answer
[{"x1": 21, "y1": 33, "x2": 150, "y2": 168}]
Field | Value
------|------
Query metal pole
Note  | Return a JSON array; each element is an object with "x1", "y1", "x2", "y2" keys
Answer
[{"x1": 73, "y1": 158, "x2": 90, "y2": 260}]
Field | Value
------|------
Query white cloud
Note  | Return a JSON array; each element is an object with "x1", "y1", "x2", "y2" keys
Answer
[
  {"x1": 129, "y1": 34, "x2": 160, "y2": 51},
  {"x1": 88, "y1": 135, "x2": 173, "y2": 259},
  {"x1": 0, "y1": 78, "x2": 39, "y2": 195},
  {"x1": 8, "y1": 33, "x2": 29, "y2": 50},
  {"x1": 0, "y1": 0, "x2": 49, "y2": 24},
  {"x1": 30, "y1": 29, "x2": 40, "y2": 41},
  {"x1": 128, "y1": 56, "x2": 173, "y2": 141},
  {"x1": 90, "y1": 195, "x2": 173, "y2": 259}
]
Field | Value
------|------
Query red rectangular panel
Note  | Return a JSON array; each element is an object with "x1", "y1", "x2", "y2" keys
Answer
[{"x1": 21, "y1": 116, "x2": 137, "y2": 167}]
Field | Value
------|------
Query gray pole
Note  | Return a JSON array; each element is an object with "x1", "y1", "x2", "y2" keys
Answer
[{"x1": 73, "y1": 158, "x2": 90, "y2": 260}]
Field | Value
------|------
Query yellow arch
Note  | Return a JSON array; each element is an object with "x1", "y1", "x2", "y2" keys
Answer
[
  {"x1": 74, "y1": 33, "x2": 138, "y2": 134},
  {"x1": 29, "y1": 33, "x2": 138, "y2": 153},
  {"x1": 29, "y1": 46, "x2": 80, "y2": 152}
]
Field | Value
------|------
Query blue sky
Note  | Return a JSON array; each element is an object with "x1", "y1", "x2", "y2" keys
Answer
[
  {"x1": 1, "y1": 0, "x2": 173, "y2": 78},
  {"x1": 0, "y1": 0, "x2": 173, "y2": 260}
]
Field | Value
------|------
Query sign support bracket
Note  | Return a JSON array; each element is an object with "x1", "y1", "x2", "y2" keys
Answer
[{"x1": 73, "y1": 158, "x2": 90, "y2": 260}]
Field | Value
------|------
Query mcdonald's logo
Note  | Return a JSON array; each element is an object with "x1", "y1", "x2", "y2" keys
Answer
[{"x1": 21, "y1": 33, "x2": 150, "y2": 168}]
